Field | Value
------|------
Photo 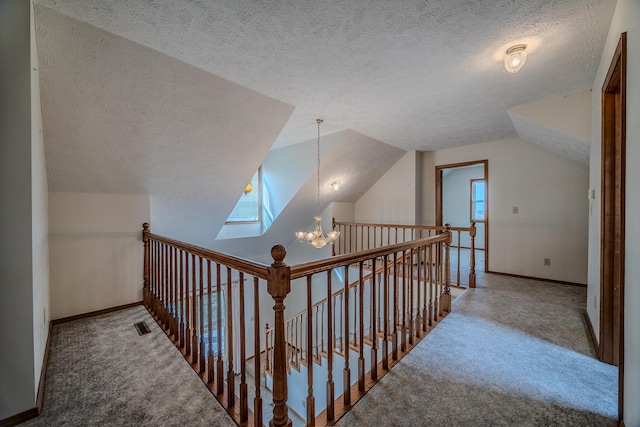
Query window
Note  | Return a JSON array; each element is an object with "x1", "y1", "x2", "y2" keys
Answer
[
  {"x1": 470, "y1": 179, "x2": 485, "y2": 222},
  {"x1": 226, "y1": 169, "x2": 261, "y2": 223}
]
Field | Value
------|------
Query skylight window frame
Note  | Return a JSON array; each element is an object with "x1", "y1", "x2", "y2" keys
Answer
[{"x1": 225, "y1": 168, "x2": 262, "y2": 225}]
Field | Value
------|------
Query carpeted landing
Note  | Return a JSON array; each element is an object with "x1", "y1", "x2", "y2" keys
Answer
[
  {"x1": 335, "y1": 273, "x2": 618, "y2": 426},
  {"x1": 22, "y1": 306, "x2": 234, "y2": 427},
  {"x1": 24, "y1": 272, "x2": 617, "y2": 426}
]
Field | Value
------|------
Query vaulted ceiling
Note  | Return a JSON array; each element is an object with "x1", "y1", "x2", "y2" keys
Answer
[{"x1": 32, "y1": 0, "x2": 616, "y2": 249}]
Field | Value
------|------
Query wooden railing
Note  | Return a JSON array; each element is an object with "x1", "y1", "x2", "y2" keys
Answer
[
  {"x1": 142, "y1": 223, "x2": 452, "y2": 426},
  {"x1": 333, "y1": 220, "x2": 477, "y2": 288}
]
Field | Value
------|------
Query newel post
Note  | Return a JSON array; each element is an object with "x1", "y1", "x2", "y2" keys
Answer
[
  {"x1": 469, "y1": 221, "x2": 477, "y2": 288},
  {"x1": 442, "y1": 224, "x2": 452, "y2": 313},
  {"x1": 267, "y1": 245, "x2": 292, "y2": 427},
  {"x1": 142, "y1": 223, "x2": 150, "y2": 307}
]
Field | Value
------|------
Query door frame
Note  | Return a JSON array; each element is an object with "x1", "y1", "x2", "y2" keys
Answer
[
  {"x1": 600, "y1": 32, "x2": 626, "y2": 420},
  {"x1": 435, "y1": 159, "x2": 489, "y2": 272}
]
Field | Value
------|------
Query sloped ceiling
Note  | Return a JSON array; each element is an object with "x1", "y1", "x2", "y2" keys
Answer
[
  {"x1": 34, "y1": 0, "x2": 616, "y2": 151},
  {"x1": 33, "y1": 1, "x2": 616, "y2": 253},
  {"x1": 508, "y1": 90, "x2": 592, "y2": 165}
]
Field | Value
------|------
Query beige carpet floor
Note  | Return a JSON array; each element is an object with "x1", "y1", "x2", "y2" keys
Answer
[{"x1": 22, "y1": 268, "x2": 617, "y2": 426}]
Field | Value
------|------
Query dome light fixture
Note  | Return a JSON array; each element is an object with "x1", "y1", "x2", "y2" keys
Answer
[
  {"x1": 330, "y1": 180, "x2": 341, "y2": 191},
  {"x1": 504, "y1": 44, "x2": 527, "y2": 73}
]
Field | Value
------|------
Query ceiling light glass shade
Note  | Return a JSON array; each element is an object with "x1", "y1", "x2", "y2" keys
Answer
[
  {"x1": 504, "y1": 44, "x2": 527, "y2": 73},
  {"x1": 296, "y1": 216, "x2": 340, "y2": 249}
]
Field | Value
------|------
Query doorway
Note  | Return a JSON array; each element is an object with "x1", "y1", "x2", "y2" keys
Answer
[
  {"x1": 600, "y1": 32, "x2": 626, "y2": 419},
  {"x1": 435, "y1": 160, "x2": 489, "y2": 273}
]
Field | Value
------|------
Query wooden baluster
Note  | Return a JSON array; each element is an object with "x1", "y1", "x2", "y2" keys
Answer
[
  {"x1": 434, "y1": 243, "x2": 441, "y2": 322},
  {"x1": 370, "y1": 257, "x2": 378, "y2": 381},
  {"x1": 377, "y1": 272, "x2": 382, "y2": 339},
  {"x1": 358, "y1": 261, "x2": 365, "y2": 392},
  {"x1": 151, "y1": 241, "x2": 157, "y2": 316},
  {"x1": 382, "y1": 254, "x2": 389, "y2": 370},
  {"x1": 366, "y1": 225, "x2": 370, "y2": 251},
  {"x1": 172, "y1": 247, "x2": 178, "y2": 339},
  {"x1": 326, "y1": 270, "x2": 335, "y2": 422},
  {"x1": 392, "y1": 252, "x2": 399, "y2": 361},
  {"x1": 142, "y1": 224, "x2": 150, "y2": 308},
  {"x1": 267, "y1": 245, "x2": 292, "y2": 427},
  {"x1": 423, "y1": 244, "x2": 429, "y2": 332},
  {"x1": 287, "y1": 319, "x2": 292, "y2": 368},
  {"x1": 254, "y1": 278, "x2": 263, "y2": 427},
  {"x1": 400, "y1": 251, "x2": 407, "y2": 353},
  {"x1": 343, "y1": 265, "x2": 351, "y2": 405},
  {"x1": 239, "y1": 273, "x2": 248, "y2": 423},
  {"x1": 199, "y1": 257, "x2": 206, "y2": 372},
  {"x1": 185, "y1": 252, "x2": 192, "y2": 356},
  {"x1": 307, "y1": 307, "x2": 320, "y2": 363},
  {"x1": 191, "y1": 254, "x2": 198, "y2": 364},
  {"x1": 456, "y1": 230, "x2": 461, "y2": 286},
  {"x1": 147, "y1": 239, "x2": 153, "y2": 311},
  {"x1": 207, "y1": 260, "x2": 215, "y2": 384},
  {"x1": 155, "y1": 241, "x2": 160, "y2": 317},
  {"x1": 179, "y1": 250, "x2": 186, "y2": 349},
  {"x1": 306, "y1": 275, "x2": 315, "y2": 425},
  {"x1": 216, "y1": 263, "x2": 224, "y2": 395},
  {"x1": 332, "y1": 293, "x2": 337, "y2": 353},
  {"x1": 226, "y1": 267, "x2": 235, "y2": 408},
  {"x1": 156, "y1": 242, "x2": 162, "y2": 320},
  {"x1": 442, "y1": 225, "x2": 452, "y2": 314},
  {"x1": 265, "y1": 323, "x2": 271, "y2": 374},
  {"x1": 469, "y1": 221, "x2": 477, "y2": 288},
  {"x1": 163, "y1": 243, "x2": 169, "y2": 329},
  {"x1": 339, "y1": 293, "x2": 344, "y2": 353},
  {"x1": 408, "y1": 249, "x2": 415, "y2": 345},
  {"x1": 416, "y1": 246, "x2": 421, "y2": 338},
  {"x1": 428, "y1": 244, "x2": 434, "y2": 328},
  {"x1": 321, "y1": 303, "x2": 326, "y2": 354}
]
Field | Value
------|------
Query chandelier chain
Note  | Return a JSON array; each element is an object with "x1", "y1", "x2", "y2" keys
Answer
[{"x1": 316, "y1": 118, "x2": 321, "y2": 215}]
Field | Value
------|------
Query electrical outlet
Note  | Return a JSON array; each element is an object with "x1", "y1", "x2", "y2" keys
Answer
[
  {"x1": 544, "y1": 258, "x2": 551, "y2": 266},
  {"x1": 512, "y1": 206, "x2": 518, "y2": 214}
]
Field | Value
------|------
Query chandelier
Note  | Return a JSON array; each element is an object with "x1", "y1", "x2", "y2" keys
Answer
[{"x1": 295, "y1": 119, "x2": 340, "y2": 249}]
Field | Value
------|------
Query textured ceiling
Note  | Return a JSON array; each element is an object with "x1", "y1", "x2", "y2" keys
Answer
[
  {"x1": 32, "y1": 0, "x2": 616, "y2": 252},
  {"x1": 34, "y1": 0, "x2": 616, "y2": 151}
]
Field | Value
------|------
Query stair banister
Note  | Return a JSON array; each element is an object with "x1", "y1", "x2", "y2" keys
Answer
[{"x1": 267, "y1": 245, "x2": 293, "y2": 427}]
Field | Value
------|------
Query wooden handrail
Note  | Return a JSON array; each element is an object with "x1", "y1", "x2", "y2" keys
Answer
[
  {"x1": 144, "y1": 228, "x2": 269, "y2": 280},
  {"x1": 291, "y1": 233, "x2": 449, "y2": 279}
]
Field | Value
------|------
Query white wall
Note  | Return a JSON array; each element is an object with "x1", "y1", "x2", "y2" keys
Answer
[
  {"x1": 588, "y1": 1, "x2": 640, "y2": 424},
  {"x1": 330, "y1": 202, "x2": 355, "y2": 223},
  {"x1": 420, "y1": 151, "x2": 436, "y2": 225},
  {"x1": 0, "y1": 0, "x2": 37, "y2": 418},
  {"x1": 49, "y1": 193, "x2": 150, "y2": 319},
  {"x1": 427, "y1": 138, "x2": 589, "y2": 284},
  {"x1": 30, "y1": 0, "x2": 50, "y2": 402},
  {"x1": 355, "y1": 151, "x2": 418, "y2": 224}
]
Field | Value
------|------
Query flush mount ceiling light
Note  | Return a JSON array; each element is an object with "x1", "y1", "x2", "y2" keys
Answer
[
  {"x1": 295, "y1": 119, "x2": 341, "y2": 249},
  {"x1": 330, "y1": 180, "x2": 341, "y2": 191},
  {"x1": 504, "y1": 44, "x2": 527, "y2": 73}
]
